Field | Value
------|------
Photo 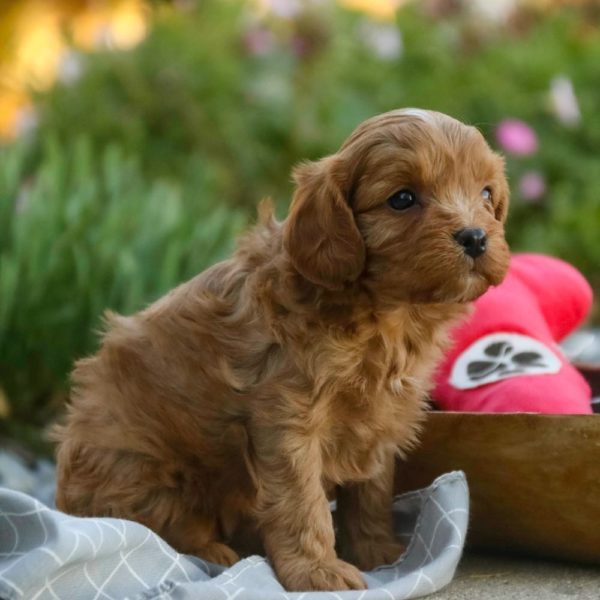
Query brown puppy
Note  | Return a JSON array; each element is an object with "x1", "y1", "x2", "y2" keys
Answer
[{"x1": 52, "y1": 109, "x2": 510, "y2": 592}]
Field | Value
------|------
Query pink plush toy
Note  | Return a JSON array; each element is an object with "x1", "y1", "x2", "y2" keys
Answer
[{"x1": 433, "y1": 254, "x2": 593, "y2": 414}]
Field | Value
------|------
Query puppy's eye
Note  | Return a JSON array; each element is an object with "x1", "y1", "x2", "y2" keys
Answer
[
  {"x1": 481, "y1": 187, "x2": 493, "y2": 202},
  {"x1": 387, "y1": 189, "x2": 417, "y2": 211}
]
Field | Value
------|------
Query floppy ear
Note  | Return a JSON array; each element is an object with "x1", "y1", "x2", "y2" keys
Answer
[
  {"x1": 494, "y1": 156, "x2": 511, "y2": 224},
  {"x1": 283, "y1": 157, "x2": 365, "y2": 291},
  {"x1": 496, "y1": 177, "x2": 510, "y2": 224}
]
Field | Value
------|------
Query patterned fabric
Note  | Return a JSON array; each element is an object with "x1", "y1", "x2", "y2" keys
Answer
[
  {"x1": 0, "y1": 471, "x2": 468, "y2": 600},
  {"x1": 449, "y1": 332, "x2": 562, "y2": 390}
]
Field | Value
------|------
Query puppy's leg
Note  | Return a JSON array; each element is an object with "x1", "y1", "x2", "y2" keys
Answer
[
  {"x1": 56, "y1": 441, "x2": 239, "y2": 566},
  {"x1": 165, "y1": 511, "x2": 240, "y2": 567},
  {"x1": 253, "y1": 431, "x2": 365, "y2": 592},
  {"x1": 336, "y1": 452, "x2": 404, "y2": 571}
]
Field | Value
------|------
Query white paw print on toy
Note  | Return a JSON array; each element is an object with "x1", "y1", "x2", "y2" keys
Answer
[{"x1": 450, "y1": 332, "x2": 562, "y2": 390}]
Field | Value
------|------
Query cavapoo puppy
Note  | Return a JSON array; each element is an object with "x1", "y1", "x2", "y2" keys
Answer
[{"x1": 53, "y1": 109, "x2": 510, "y2": 591}]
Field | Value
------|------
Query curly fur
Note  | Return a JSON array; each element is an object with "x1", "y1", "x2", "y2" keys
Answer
[{"x1": 52, "y1": 109, "x2": 510, "y2": 591}]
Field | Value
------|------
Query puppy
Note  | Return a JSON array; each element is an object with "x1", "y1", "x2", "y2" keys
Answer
[{"x1": 52, "y1": 109, "x2": 510, "y2": 592}]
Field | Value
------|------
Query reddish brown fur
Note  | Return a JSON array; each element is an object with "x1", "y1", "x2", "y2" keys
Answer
[{"x1": 52, "y1": 109, "x2": 510, "y2": 591}]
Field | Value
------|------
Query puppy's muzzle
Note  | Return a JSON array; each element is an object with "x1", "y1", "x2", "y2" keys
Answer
[{"x1": 454, "y1": 227, "x2": 487, "y2": 259}]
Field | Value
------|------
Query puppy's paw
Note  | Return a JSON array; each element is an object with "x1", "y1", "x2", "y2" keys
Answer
[
  {"x1": 346, "y1": 538, "x2": 405, "y2": 571},
  {"x1": 278, "y1": 557, "x2": 366, "y2": 591},
  {"x1": 196, "y1": 541, "x2": 240, "y2": 566}
]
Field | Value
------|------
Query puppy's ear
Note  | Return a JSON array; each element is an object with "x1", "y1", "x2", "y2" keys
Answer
[
  {"x1": 283, "y1": 157, "x2": 365, "y2": 291},
  {"x1": 496, "y1": 178, "x2": 510, "y2": 224},
  {"x1": 494, "y1": 157, "x2": 510, "y2": 224}
]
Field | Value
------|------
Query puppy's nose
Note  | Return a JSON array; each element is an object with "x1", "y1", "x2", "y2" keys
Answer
[{"x1": 454, "y1": 228, "x2": 487, "y2": 258}]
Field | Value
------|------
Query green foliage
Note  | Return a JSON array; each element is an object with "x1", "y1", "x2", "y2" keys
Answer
[
  {"x1": 0, "y1": 136, "x2": 246, "y2": 443},
  {"x1": 31, "y1": 4, "x2": 600, "y2": 283},
  {"x1": 3, "y1": 1, "x2": 600, "y2": 446}
]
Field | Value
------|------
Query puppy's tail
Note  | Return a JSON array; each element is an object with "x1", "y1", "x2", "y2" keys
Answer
[{"x1": 257, "y1": 197, "x2": 276, "y2": 227}]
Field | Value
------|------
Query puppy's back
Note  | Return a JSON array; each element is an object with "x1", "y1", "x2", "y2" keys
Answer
[{"x1": 52, "y1": 216, "x2": 283, "y2": 518}]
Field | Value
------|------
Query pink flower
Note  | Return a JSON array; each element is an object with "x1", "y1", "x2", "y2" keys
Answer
[
  {"x1": 290, "y1": 35, "x2": 310, "y2": 57},
  {"x1": 496, "y1": 119, "x2": 538, "y2": 156},
  {"x1": 243, "y1": 27, "x2": 275, "y2": 56},
  {"x1": 518, "y1": 171, "x2": 546, "y2": 202}
]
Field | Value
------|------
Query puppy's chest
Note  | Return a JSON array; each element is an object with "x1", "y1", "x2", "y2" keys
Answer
[{"x1": 318, "y1": 346, "x2": 429, "y2": 483}]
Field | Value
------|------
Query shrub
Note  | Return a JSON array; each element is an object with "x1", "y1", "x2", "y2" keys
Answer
[
  {"x1": 0, "y1": 136, "x2": 246, "y2": 448},
  {"x1": 28, "y1": 3, "x2": 600, "y2": 293}
]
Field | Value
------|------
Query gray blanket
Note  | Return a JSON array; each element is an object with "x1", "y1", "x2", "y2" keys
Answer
[{"x1": 0, "y1": 471, "x2": 468, "y2": 600}]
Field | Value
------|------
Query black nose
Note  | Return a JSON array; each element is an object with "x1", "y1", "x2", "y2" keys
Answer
[{"x1": 454, "y1": 228, "x2": 487, "y2": 258}]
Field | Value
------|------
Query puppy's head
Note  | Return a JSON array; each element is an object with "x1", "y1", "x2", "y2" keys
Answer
[{"x1": 283, "y1": 109, "x2": 510, "y2": 304}]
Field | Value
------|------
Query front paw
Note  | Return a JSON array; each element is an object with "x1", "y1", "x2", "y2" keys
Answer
[
  {"x1": 345, "y1": 538, "x2": 405, "y2": 571},
  {"x1": 195, "y1": 541, "x2": 240, "y2": 567},
  {"x1": 277, "y1": 558, "x2": 366, "y2": 591}
]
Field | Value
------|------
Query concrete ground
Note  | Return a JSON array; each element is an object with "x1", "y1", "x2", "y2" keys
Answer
[{"x1": 430, "y1": 552, "x2": 600, "y2": 599}]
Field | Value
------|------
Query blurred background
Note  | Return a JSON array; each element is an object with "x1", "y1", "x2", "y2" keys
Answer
[{"x1": 1, "y1": 0, "x2": 600, "y2": 456}]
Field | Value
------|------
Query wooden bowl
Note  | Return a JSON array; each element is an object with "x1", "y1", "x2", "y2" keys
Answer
[{"x1": 394, "y1": 366, "x2": 600, "y2": 565}]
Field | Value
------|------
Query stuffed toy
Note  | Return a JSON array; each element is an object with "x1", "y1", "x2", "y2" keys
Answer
[{"x1": 433, "y1": 254, "x2": 593, "y2": 414}]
